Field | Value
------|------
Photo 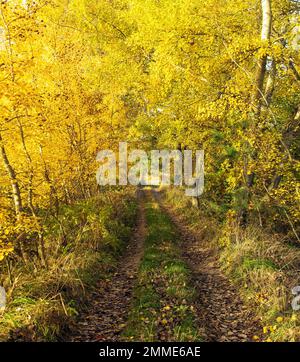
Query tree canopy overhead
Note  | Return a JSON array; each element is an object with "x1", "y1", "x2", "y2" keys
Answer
[{"x1": 0, "y1": 0, "x2": 299, "y2": 263}]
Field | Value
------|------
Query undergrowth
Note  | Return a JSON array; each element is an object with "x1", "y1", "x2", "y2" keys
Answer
[{"x1": 0, "y1": 188, "x2": 137, "y2": 341}]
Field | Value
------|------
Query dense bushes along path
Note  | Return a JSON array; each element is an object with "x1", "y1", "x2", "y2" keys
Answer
[{"x1": 67, "y1": 189, "x2": 260, "y2": 342}]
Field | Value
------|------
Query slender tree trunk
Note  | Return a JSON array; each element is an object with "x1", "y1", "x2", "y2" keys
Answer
[
  {"x1": 0, "y1": 132, "x2": 29, "y2": 263},
  {"x1": 18, "y1": 119, "x2": 35, "y2": 212},
  {"x1": 253, "y1": 0, "x2": 272, "y2": 117},
  {"x1": 39, "y1": 145, "x2": 59, "y2": 217},
  {"x1": 264, "y1": 59, "x2": 276, "y2": 107},
  {"x1": 0, "y1": 133, "x2": 23, "y2": 215}
]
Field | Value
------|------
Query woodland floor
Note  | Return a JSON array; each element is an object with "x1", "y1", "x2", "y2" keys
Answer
[{"x1": 67, "y1": 189, "x2": 261, "y2": 342}]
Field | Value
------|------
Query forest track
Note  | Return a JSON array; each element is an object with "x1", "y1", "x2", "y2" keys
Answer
[
  {"x1": 153, "y1": 189, "x2": 261, "y2": 342},
  {"x1": 67, "y1": 188, "x2": 260, "y2": 342},
  {"x1": 67, "y1": 190, "x2": 146, "y2": 342}
]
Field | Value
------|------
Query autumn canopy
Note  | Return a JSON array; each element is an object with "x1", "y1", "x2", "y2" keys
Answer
[{"x1": 0, "y1": 0, "x2": 299, "y2": 343}]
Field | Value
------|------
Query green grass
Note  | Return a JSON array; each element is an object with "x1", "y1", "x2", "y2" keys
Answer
[
  {"x1": 123, "y1": 198, "x2": 201, "y2": 342},
  {"x1": 241, "y1": 257, "x2": 278, "y2": 271}
]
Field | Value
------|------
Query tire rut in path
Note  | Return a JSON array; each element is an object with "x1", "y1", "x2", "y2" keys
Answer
[
  {"x1": 154, "y1": 190, "x2": 261, "y2": 342},
  {"x1": 68, "y1": 192, "x2": 146, "y2": 342}
]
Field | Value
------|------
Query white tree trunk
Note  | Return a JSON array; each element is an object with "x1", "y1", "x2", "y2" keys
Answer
[
  {"x1": 261, "y1": 0, "x2": 272, "y2": 41},
  {"x1": 254, "y1": 0, "x2": 272, "y2": 116}
]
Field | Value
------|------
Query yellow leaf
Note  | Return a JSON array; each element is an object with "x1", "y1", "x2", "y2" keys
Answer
[
  {"x1": 263, "y1": 326, "x2": 269, "y2": 334},
  {"x1": 291, "y1": 314, "x2": 297, "y2": 322}
]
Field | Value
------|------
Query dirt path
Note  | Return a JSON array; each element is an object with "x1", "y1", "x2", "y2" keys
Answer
[
  {"x1": 67, "y1": 189, "x2": 260, "y2": 342},
  {"x1": 154, "y1": 190, "x2": 261, "y2": 342},
  {"x1": 68, "y1": 191, "x2": 146, "y2": 342}
]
